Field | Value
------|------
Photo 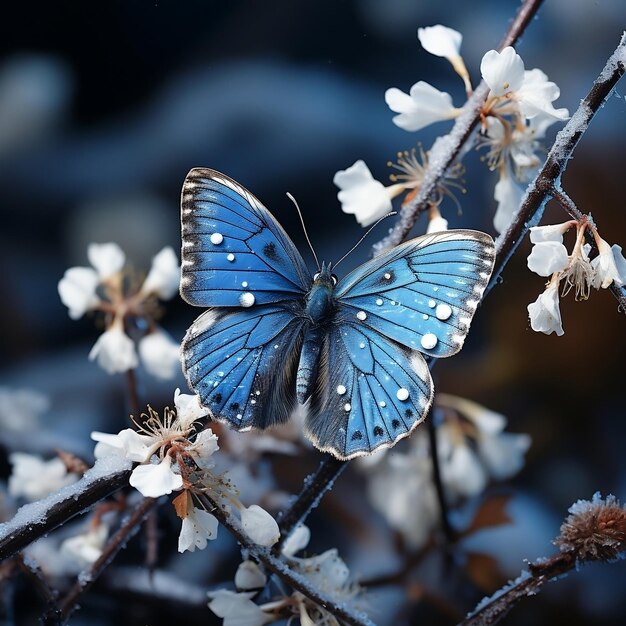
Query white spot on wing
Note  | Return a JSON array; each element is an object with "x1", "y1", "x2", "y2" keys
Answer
[{"x1": 239, "y1": 292, "x2": 255, "y2": 307}]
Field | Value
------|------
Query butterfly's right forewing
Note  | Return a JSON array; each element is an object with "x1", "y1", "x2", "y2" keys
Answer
[{"x1": 180, "y1": 168, "x2": 312, "y2": 307}]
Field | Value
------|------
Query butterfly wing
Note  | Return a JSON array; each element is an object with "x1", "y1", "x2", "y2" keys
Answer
[
  {"x1": 305, "y1": 320, "x2": 433, "y2": 459},
  {"x1": 334, "y1": 230, "x2": 495, "y2": 358},
  {"x1": 182, "y1": 303, "x2": 305, "y2": 430},
  {"x1": 180, "y1": 168, "x2": 311, "y2": 307}
]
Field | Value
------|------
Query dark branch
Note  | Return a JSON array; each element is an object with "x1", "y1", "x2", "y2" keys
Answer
[{"x1": 0, "y1": 467, "x2": 131, "y2": 562}]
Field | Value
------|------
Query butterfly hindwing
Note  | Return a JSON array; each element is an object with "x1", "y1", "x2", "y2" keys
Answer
[
  {"x1": 305, "y1": 318, "x2": 433, "y2": 459},
  {"x1": 335, "y1": 230, "x2": 495, "y2": 359},
  {"x1": 180, "y1": 168, "x2": 312, "y2": 307},
  {"x1": 182, "y1": 304, "x2": 305, "y2": 430}
]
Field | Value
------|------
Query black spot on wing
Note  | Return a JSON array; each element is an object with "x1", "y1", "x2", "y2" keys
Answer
[
  {"x1": 373, "y1": 425, "x2": 384, "y2": 437},
  {"x1": 263, "y1": 242, "x2": 279, "y2": 262},
  {"x1": 351, "y1": 430, "x2": 362, "y2": 441}
]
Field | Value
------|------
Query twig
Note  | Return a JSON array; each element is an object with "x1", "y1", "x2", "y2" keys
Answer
[
  {"x1": 458, "y1": 551, "x2": 578, "y2": 626},
  {"x1": 198, "y1": 494, "x2": 375, "y2": 626},
  {"x1": 125, "y1": 368, "x2": 141, "y2": 418},
  {"x1": 16, "y1": 555, "x2": 60, "y2": 617},
  {"x1": 426, "y1": 413, "x2": 455, "y2": 545},
  {"x1": 0, "y1": 464, "x2": 131, "y2": 562},
  {"x1": 373, "y1": 0, "x2": 546, "y2": 253},
  {"x1": 55, "y1": 497, "x2": 156, "y2": 624},
  {"x1": 275, "y1": 456, "x2": 347, "y2": 551}
]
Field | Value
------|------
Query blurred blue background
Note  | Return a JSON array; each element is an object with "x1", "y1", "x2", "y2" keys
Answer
[{"x1": 0, "y1": 1, "x2": 625, "y2": 624}]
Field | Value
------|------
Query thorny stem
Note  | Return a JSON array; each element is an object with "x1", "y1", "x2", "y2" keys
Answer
[
  {"x1": 373, "y1": 0, "x2": 545, "y2": 252},
  {"x1": 53, "y1": 497, "x2": 156, "y2": 625},
  {"x1": 197, "y1": 494, "x2": 375, "y2": 626}
]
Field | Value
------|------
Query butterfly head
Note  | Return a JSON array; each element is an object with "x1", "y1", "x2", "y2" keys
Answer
[{"x1": 312, "y1": 261, "x2": 338, "y2": 289}]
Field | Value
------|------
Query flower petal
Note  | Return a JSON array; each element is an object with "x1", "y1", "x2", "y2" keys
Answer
[
  {"x1": 129, "y1": 457, "x2": 183, "y2": 498},
  {"x1": 138, "y1": 330, "x2": 181, "y2": 380},
  {"x1": 385, "y1": 81, "x2": 456, "y2": 132},
  {"x1": 480, "y1": 47, "x2": 524, "y2": 96},
  {"x1": 527, "y1": 281, "x2": 564, "y2": 336},
  {"x1": 417, "y1": 25, "x2": 462, "y2": 59},
  {"x1": 333, "y1": 160, "x2": 393, "y2": 227},
  {"x1": 88, "y1": 324, "x2": 138, "y2": 375},
  {"x1": 240, "y1": 505, "x2": 280, "y2": 546},
  {"x1": 235, "y1": 560, "x2": 267, "y2": 590},
  {"x1": 178, "y1": 507, "x2": 218, "y2": 552},
  {"x1": 174, "y1": 388, "x2": 210, "y2": 429},
  {"x1": 527, "y1": 241, "x2": 569, "y2": 277},
  {"x1": 140, "y1": 246, "x2": 180, "y2": 300},
  {"x1": 57, "y1": 267, "x2": 100, "y2": 319},
  {"x1": 87, "y1": 242, "x2": 126, "y2": 279}
]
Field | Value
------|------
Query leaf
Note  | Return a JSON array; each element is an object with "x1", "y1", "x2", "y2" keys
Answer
[
  {"x1": 172, "y1": 491, "x2": 191, "y2": 519},
  {"x1": 461, "y1": 493, "x2": 513, "y2": 538}
]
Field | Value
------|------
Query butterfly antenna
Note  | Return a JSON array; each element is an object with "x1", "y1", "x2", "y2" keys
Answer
[
  {"x1": 286, "y1": 192, "x2": 320, "y2": 271},
  {"x1": 333, "y1": 212, "x2": 397, "y2": 269}
]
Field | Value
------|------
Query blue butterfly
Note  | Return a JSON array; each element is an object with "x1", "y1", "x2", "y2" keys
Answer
[{"x1": 180, "y1": 169, "x2": 495, "y2": 460}]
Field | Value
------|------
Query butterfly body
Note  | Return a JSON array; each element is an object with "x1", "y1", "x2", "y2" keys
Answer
[{"x1": 180, "y1": 168, "x2": 495, "y2": 460}]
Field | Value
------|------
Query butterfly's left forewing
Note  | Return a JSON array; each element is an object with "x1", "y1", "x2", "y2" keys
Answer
[
  {"x1": 335, "y1": 230, "x2": 495, "y2": 358},
  {"x1": 182, "y1": 303, "x2": 305, "y2": 430},
  {"x1": 305, "y1": 321, "x2": 433, "y2": 459}
]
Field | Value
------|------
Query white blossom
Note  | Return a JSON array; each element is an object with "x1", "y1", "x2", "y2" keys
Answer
[
  {"x1": 480, "y1": 47, "x2": 568, "y2": 120},
  {"x1": 57, "y1": 266, "x2": 100, "y2": 319},
  {"x1": 174, "y1": 388, "x2": 210, "y2": 430},
  {"x1": 91, "y1": 427, "x2": 154, "y2": 462},
  {"x1": 529, "y1": 222, "x2": 573, "y2": 244},
  {"x1": 591, "y1": 237, "x2": 626, "y2": 289},
  {"x1": 527, "y1": 278, "x2": 564, "y2": 336},
  {"x1": 8, "y1": 453, "x2": 78, "y2": 501},
  {"x1": 235, "y1": 560, "x2": 267, "y2": 590},
  {"x1": 178, "y1": 505, "x2": 219, "y2": 553},
  {"x1": 138, "y1": 330, "x2": 181, "y2": 380},
  {"x1": 493, "y1": 169, "x2": 525, "y2": 234},
  {"x1": 208, "y1": 589, "x2": 272, "y2": 626},
  {"x1": 417, "y1": 25, "x2": 462, "y2": 60},
  {"x1": 129, "y1": 455, "x2": 183, "y2": 498},
  {"x1": 0, "y1": 387, "x2": 48, "y2": 432},
  {"x1": 437, "y1": 394, "x2": 531, "y2": 483},
  {"x1": 140, "y1": 246, "x2": 180, "y2": 300},
  {"x1": 333, "y1": 160, "x2": 398, "y2": 227},
  {"x1": 527, "y1": 241, "x2": 570, "y2": 277},
  {"x1": 60, "y1": 524, "x2": 108, "y2": 566},
  {"x1": 87, "y1": 242, "x2": 126, "y2": 280},
  {"x1": 385, "y1": 81, "x2": 458, "y2": 132},
  {"x1": 186, "y1": 428, "x2": 219, "y2": 469},
  {"x1": 440, "y1": 436, "x2": 488, "y2": 497},
  {"x1": 88, "y1": 319, "x2": 138, "y2": 374},
  {"x1": 239, "y1": 505, "x2": 280, "y2": 547}
]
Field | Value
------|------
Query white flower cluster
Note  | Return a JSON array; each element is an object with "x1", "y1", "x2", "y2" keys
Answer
[
  {"x1": 58, "y1": 243, "x2": 181, "y2": 378},
  {"x1": 361, "y1": 394, "x2": 530, "y2": 548},
  {"x1": 91, "y1": 390, "x2": 280, "y2": 552},
  {"x1": 333, "y1": 25, "x2": 569, "y2": 235},
  {"x1": 208, "y1": 525, "x2": 359, "y2": 626},
  {"x1": 527, "y1": 221, "x2": 626, "y2": 336}
]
